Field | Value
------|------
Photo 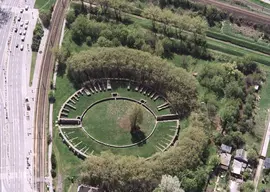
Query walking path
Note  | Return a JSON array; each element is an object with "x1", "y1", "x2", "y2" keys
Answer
[{"x1": 254, "y1": 110, "x2": 270, "y2": 191}]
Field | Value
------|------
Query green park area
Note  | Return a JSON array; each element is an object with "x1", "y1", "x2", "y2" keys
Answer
[{"x1": 51, "y1": 0, "x2": 270, "y2": 191}]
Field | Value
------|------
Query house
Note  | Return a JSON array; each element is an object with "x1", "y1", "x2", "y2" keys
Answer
[
  {"x1": 264, "y1": 158, "x2": 270, "y2": 169},
  {"x1": 77, "y1": 184, "x2": 98, "y2": 192},
  {"x1": 220, "y1": 153, "x2": 232, "y2": 170},
  {"x1": 231, "y1": 159, "x2": 244, "y2": 176},
  {"x1": 221, "y1": 144, "x2": 232, "y2": 154},
  {"x1": 234, "y1": 149, "x2": 248, "y2": 163}
]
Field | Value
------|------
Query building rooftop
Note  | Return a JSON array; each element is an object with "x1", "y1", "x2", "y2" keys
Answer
[
  {"x1": 221, "y1": 144, "x2": 232, "y2": 154},
  {"x1": 231, "y1": 159, "x2": 243, "y2": 175},
  {"x1": 264, "y1": 158, "x2": 270, "y2": 169},
  {"x1": 220, "y1": 153, "x2": 232, "y2": 168},
  {"x1": 235, "y1": 149, "x2": 248, "y2": 163}
]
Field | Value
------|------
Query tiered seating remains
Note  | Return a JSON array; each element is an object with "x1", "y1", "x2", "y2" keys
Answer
[
  {"x1": 153, "y1": 95, "x2": 159, "y2": 101},
  {"x1": 65, "y1": 103, "x2": 76, "y2": 110},
  {"x1": 139, "y1": 86, "x2": 143, "y2": 93},
  {"x1": 157, "y1": 102, "x2": 170, "y2": 111},
  {"x1": 62, "y1": 108, "x2": 69, "y2": 113},
  {"x1": 107, "y1": 80, "x2": 112, "y2": 90},
  {"x1": 84, "y1": 88, "x2": 91, "y2": 96},
  {"x1": 69, "y1": 99, "x2": 76, "y2": 104},
  {"x1": 135, "y1": 85, "x2": 139, "y2": 92},
  {"x1": 74, "y1": 141, "x2": 82, "y2": 147},
  {"x1": 150, "y1": 92, "x2": 156, "y2": 99}
]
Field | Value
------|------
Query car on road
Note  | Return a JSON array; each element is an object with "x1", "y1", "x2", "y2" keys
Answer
[
  {"x1": 21, "y1": 36, "x2": 25, "y2": 42},
  {"x1": 17, "y1": 17, "x2": 21, "y2": 21},
  {"x1": 16, "y1": 44, "x2": 19, "y2": 48},
  {"x1": 14, "y1": 28, "x2": 18, "y2": 33},
  {"x1": 20, "y1": 44, "x2": 24, "y2": 51},
  {"x1": 26, "y1": 104, "x2": 30, "y2": 111}
]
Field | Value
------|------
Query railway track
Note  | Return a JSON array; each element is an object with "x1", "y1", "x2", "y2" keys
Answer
[{"x1": 33, "y1": 0, "x2": 68, "y2": 191}]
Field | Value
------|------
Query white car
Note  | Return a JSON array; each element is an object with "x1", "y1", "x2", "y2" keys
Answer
[
  {"x1": 25, "y1": 6, "x2": 29, "y2": 11},
  {"x1": 20, "y1": 22, "x2": 24, "y2": 27},
  {"x1": 23, "y1": 30, "x2": 26, "y2": 35},
  {"x1": 25, "y1": 20, "x2": 29, "y2": 25},
  {"x1": 19, "y1": 30, "x2": 22, "y2": 35},
  {"x1": 17, "y1": 17, "x2": 21, "y2": 21},
  {"x1": 20, "y1": 9, "x2": 24, "y2": 13},
  {"x1": 24, "y1": 25, "x2": 28, "y2": 30},
  {"x1": 20, "y1": 45, "x2": 24, "y2": 51},
  {"x1": 21, "y1": 36, "x2": 25, "y2": 42}
]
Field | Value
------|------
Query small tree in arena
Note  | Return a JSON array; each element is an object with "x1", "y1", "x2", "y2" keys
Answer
[
  {"x1": 129, "y1": 104, "x2": 146, "y2": 145},
  {"x1": 129, "y1": 104, "x2": 143, "y2": 131}
]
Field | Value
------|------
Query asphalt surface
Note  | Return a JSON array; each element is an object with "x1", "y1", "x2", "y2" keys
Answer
[{"x1": 0, "y1": 0, "x2": 37, "y2": 191}]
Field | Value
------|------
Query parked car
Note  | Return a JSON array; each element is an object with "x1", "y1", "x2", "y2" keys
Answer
[{"x1": 20, "y1": 44, "x2": 24, "y2": 51}]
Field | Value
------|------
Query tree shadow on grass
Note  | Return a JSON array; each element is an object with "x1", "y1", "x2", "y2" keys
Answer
[{"x1": 130, "y1": 126, "x2": 146, "y2": 147}]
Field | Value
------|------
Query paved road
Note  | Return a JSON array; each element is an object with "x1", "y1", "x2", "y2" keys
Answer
[{"x1": 0, "y1": 0, "x2": 38, "y2": 191}]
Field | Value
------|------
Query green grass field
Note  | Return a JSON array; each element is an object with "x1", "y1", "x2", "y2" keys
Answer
[
  {"x1": 62, "y1": 120, "x2": 177, "y2": 157},
  {"x1": 83, "y1": 99, "x2": 156, "y2": 145},
  {"x1": 62, "y1": 81, "x2": 171, "y2": 118},
  {"x1": 34, "y1": 0, "x2": 56, "y2": 11},
  {"x1": 29, "y1": 52, "x2": 37, "y2": 86}
]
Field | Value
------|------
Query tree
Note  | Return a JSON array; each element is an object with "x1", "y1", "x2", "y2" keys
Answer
[
  {"x1": 142, "y1": 5, "x2": 162, "y2": 32},
  {"x1": 109, "y1": 0, "x2": 127, "y2": 21},
  {"x1": 129, "y1": 104, "x2": 143, "y2": 131},
  {"x1": 247, "y1": 148, "x2": 258, "y2": 167},
  {"x1": 66, "y1": 10, "x2": 76, "y2": 27},
  {"x1": 154, "y1": 40, "x2": 164, "y2": 56},
  {"x1": 240, "y1": 181, "x2": 254, "y2": 192},
  {"x1": 96, "y1": 36, "x2": 114, "y2": 47},
  {"x1": 157, "y1": 175, "x2": 185, "y2": 192},
  {"x1": 39, "y1": 10, "x2": 51, "y2": 28}
]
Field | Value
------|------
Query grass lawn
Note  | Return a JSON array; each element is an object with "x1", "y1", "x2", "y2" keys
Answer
[
  {"x1": 62, "y1": 81, "x2": 171, "y2": 118},
  {"x1": 83, "y1": 99, "x2": 156, "y2": 145},
  {"x1": 53, "y1": 75, "x2": 79, "y2": 192},
  {"x1": 62, "y1": 120, "x2": 178, "y2": 157},
  {"x1": 34, "y1": 0, "x2": 56, "y2": 11},
  {"x1": 254, "y1": 68, "x2": 270, "y2": 139},
  {"x1": 29, "y1": 51, "x2": 37, "y2": 86}
]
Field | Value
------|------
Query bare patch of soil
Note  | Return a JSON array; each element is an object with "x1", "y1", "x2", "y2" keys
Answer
[
  {"x1": 118, "y1": 115, "x2": 131, "y2": 131},
  {"x1": 232, "y1": 23, "x2": 262, "y2": 39}
]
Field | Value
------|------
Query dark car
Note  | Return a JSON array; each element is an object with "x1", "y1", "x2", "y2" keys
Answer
[{"x1": 16, "y1": 44, "x2": 19, "y2": 48}]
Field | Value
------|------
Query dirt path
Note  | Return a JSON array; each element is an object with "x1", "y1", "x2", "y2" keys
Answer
[{"x1": 57, "y1": 174, "x2": 63, "y2": 192}]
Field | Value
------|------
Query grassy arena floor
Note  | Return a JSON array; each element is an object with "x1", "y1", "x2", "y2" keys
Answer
[
  {"x1": 63, "y1": 81, "x2": 171, "y2": 118},
  {"x1": 83, "y1": 99, "x2": 156, "y2": 145},
  {"x1": 62, "y1": 120, "x2": 178, "y2": 157}
]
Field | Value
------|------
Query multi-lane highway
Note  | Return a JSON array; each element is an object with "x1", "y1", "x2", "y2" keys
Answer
[{"x1": 0, "y1": 0, "x2": 37, "y2": 191}]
